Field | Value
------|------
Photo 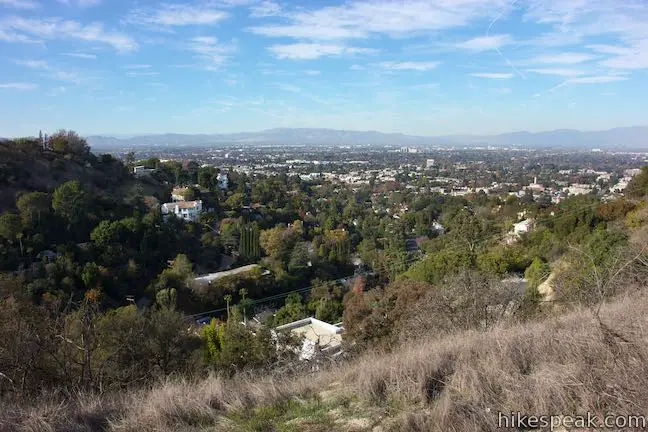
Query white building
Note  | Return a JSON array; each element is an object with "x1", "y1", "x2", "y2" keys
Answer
[
  {"x1": 133, "y1": 165, "x2": 155, "y2": 177},
  {"x1": 513, "y1": 219, "x2": 534, "y2": 235},
  {"x1": 275, "y1": 317, "x2": 343, "y2": 361},
  {"x1": 161, "y1": 200, "x2": 203, "y2": 222},
  {"x1": 426, "y1": 159, "x2": 436, "y2": 168}
]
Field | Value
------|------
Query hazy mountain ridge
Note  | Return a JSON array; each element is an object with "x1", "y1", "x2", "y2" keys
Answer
[{"x1": 86, "y1": 126, "x2": 648, "y2": 149}]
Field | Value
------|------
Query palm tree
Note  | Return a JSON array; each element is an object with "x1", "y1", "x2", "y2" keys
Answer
[
  {"x1": 239, "y1": 288, "x2": 248, "y2": 324},
  {"x1": 224, "y1": 294, "x2": 232, "y2": 320}
]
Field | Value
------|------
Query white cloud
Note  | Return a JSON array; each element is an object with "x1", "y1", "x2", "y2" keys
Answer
[
  {"x1": 250, "y1": 0, "x2": 281, "y2": 17},
  {"x1": 595, "y1": 40, "x2": 648, "y2": 70},
  {"x1": 0, "y1": 82, "x2": 38, "y2": 90},
  {"x1": 53, "y1": 70, "x2": 80, "y2": 83},
  {"x1": 61, "y1": 52, "x2": 97, "y2": 59},
  {"x1": 268, "y1": 43, "x2": 376, "y2": 60},
  {"x1": 531, "y1": 52, "x2": 595, "y2": 64},
  {"x1": 455, "y1": 34, "x2": 512, "y2": 51},
  {"x1": 377, "y1": 61, "x2": 439, "y2": 71},
  {"x1": 14, "y1": 58, "x2": 82, "y2": 83},
  {"x1": 14, "y1": 59, "x2": 49, "y2": 69},
  {"x1": 127, "y1": 71, "x2": 160, "y2": 77},
  {"x1": 124, "y1": 64, "x2": 152, "y2": 69},
  {"x1": 526, "y1": 68, "x2": 586, "y2": 77},
  {"x1": 188, "y1": 36, "x2": 236, "y2": 67},
  {"x1": 0, "y1": 0, "x2": 38, "y2": 9},
  {"x1": 470, "y1": 72, "x2": 514, "y2": 79},
  {"x1": 523, "y1": 1, "x2": 648, "y2": 49},
  {"x1": 568, "y1": 75, "x2": 628, "y2": 84},
  {"x1": 249, "y1": 0, "x2": 509, "y2": 41},
  {"x1": 304, "y1": 69, "x2": 320, "y2": 76},
  {"x1": 125, "y1": 3, "x2": 229, "y2": 27},
  {"x1": 0, "y1": 28, "x2": 41, "y2": 43},
  {"x1": 0, "y1": 16, "x2": 137, "y2": 51}
]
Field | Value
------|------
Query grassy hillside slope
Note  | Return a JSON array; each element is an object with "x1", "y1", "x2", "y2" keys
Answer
[
  {"x1": 3, "y1": 290, "x2": 647, "y2": 432},
  {"x1": 0, "y1": 138, "x2": 167, "y2": 213}
]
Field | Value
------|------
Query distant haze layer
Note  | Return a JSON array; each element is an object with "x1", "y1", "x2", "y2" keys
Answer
[{"x1": 85, "y1": 126, "x2": 648, "y2": 150}]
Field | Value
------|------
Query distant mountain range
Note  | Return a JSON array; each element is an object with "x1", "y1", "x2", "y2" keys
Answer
[{"x1": 86, "y1": 126, "x2": 648, "y2": 150}]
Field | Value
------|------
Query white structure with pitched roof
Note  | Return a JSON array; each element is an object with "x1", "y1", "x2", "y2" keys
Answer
[{"x1": 161, "y1": 200, "x2": 203, "y2": 222}]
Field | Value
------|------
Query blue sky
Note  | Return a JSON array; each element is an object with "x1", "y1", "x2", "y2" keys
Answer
[{"x1": 0, "y1": 0, "x2": 647, "y2": 137}]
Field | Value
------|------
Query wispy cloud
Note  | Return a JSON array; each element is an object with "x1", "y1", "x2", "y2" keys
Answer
[
  {"x1": 188, "y1": 36, "x2": 236, "y2": 68},
  {"x1": 526, "y1": 68, "x2": 586, "y2": 77},
  {"x1": 0, "y1": 0, "x2": 38, "y2": 9},
  {"x1": 531, "y1": 52, "x2": 596, "y2": 64},
  {"x1": 268, "y1": 43, "x2": 376, "y2": 60},
  {"x1": 568, "y1": 76, "x2": 628, "y2": 84},
  {"x1": 14, "y1": 58, "x2": 82, "y2": 83},
  {"x1": 377, "y1": 61, "x2": 439, "y2": 71},
  {"x1": 126, "y1": 71, "x2": 160, "y2": 77},
  {"x1": 470, "y1": 72, "x2": 514, "y2": 79},
  {"x1": 0, "y1": 16, "x2": 137, "y2": 51},
  {"x1": 249, "y1": 0, "x2": 508, "y2": 40},
  {"x1": 61, "y1": 52, "x2": 97, "y2": 59},
  {"x1": 14, "y1": 59, "x2": 49, "y2": 69},
  {"x1": 0, "y1": 82, "x2": 38, "y2": 90},
  {"x1": 123, "y1": 64, "x2": 152, "y2": 69},
  {"x1": 250, "y1": 0, "x2": 281, "y2": 18},
  {"x1": 594, "y1": 40, "x2": 648, "y2": 70},
  {"x1": 249, "y1": 0, "x2": 510, "y2": 61},
  {"x1": 456, "y1": 34, "x2": 512, "y2": 51},
  {"x1": 125, "y1": 3, "x2": 229, "y2": 28}
]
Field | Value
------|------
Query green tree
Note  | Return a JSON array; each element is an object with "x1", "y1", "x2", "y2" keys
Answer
[
  {"x1": 0, "y1": 213, "x2": 23, "y2": 255},
  {"x1": 239, "y1": 223, "x2": 261, "y2": 261},
  {"x1": 81, "y1": 262, "x2": 102, "y2": 290},
  {"x1": 525, "y1": 257, "x2": 550, "y2": 289},
  {"x1": 260, "y1": 226, "x2": 299, "y2": 264},
  {"x1": 288, "y1": 241, "x2": 311, "y2": 271},
  {"x1": 625, "y1": 166, "x2": 648, "y2": 198},
  {"x1": 274, "y1": 293, "x2": 307, "y2": 326},
  {"x1": 16, "y1": 192, "x2": 51, "y2": 225},
  {"x1": 90, "y1": 220, "x2": 121, "y2": 246},
  {"x1": 52, "y1": 180, "x2": 88, "y2": 228},
  {"x1": 156, "y1": 287, "x2": 177, "y2": 309}
]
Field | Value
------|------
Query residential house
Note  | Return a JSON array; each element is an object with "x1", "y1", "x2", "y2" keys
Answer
[
  {"x1": 133, "y1": 165, "x2": 155, "y2": 177},
  {"x1": 161, "y1": 200, "x2": 203, "y2": 222},
  {"x1": 275, "y1": 317, "x2": 343, "y2": 361},
  {"x1": 513, "y1": 219, "x2": 534, "y2": 235}
]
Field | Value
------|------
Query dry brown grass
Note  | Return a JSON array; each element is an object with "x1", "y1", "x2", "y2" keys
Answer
[{"x1": 3, "y1": 293, "x2": 648, "y2": 431}]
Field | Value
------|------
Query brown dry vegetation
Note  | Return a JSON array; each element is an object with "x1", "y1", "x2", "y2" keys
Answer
[{"x1": 3, "y1": 289, "x2": 648, "y2": 432}]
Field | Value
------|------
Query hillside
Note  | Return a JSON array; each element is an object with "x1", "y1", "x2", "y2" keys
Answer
[
  {"x1": 2, "y1": 291, "x2": 647, "y2": 431},
  {"x1": 0, "y1": 137, "x2": 168, "y2": 213}
]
